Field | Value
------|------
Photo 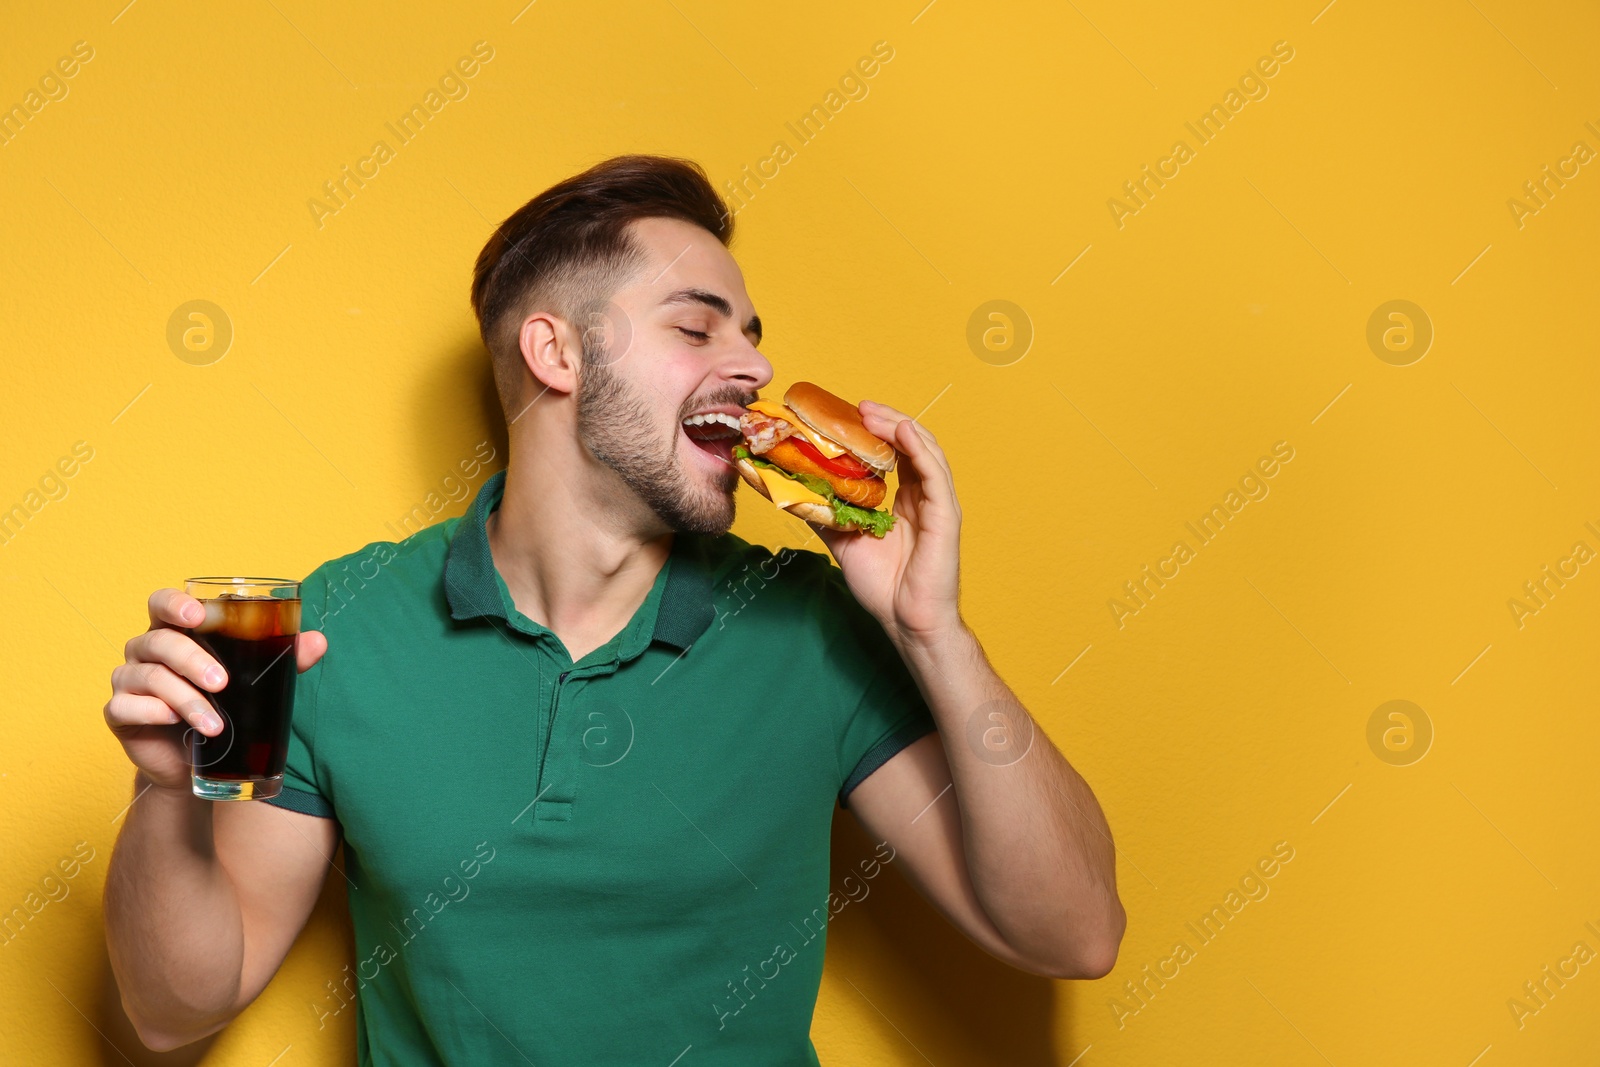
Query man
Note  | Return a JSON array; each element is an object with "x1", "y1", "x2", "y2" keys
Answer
[{"x1": 103, "y1": 155, "x2": 1125, "y2": 1065}]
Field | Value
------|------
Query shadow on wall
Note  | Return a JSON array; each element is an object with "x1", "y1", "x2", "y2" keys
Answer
[
  {"x1": 92, "y1": 943, "x2": 216, "y2": 1066},
  {"x1": 406, "y1": 336, "x2": 510, "y2": 516},
  {"x1": 825, "y1": 809, "x2": 1064, "y2": 1066},
  {"x1": 93, "y1": 845, "x2": 358, "y2": 1066}
]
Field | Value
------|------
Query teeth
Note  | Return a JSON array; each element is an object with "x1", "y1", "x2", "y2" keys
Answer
[{"x1": 682, "y1": 412, "x2": 742, "y2": 430}]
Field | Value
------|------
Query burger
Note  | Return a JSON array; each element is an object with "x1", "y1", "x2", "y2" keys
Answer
[{"x1": 732, "y1": 382, "x2": 898, "y2": 537}]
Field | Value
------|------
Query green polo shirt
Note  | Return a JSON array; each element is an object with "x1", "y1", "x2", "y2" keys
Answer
[{"x1": 265, "y1": 468, "x2": 938, "y2": 1066}]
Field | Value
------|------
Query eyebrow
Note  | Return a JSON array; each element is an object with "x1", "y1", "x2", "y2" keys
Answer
[{"x1": 660, "y1": 287, "x2": 762, "y2": 345}]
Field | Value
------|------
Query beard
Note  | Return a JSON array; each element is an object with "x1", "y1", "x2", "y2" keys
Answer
[{"x1": 575, "y1": 344, "x2": 743, "y2": 536}]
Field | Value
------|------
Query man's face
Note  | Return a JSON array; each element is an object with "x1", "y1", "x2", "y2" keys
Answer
[{"x1": 575, "y1": 217, "x2": 771, "y2": 536}]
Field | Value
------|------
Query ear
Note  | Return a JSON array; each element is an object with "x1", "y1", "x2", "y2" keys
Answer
[{"x1": 519, "y1": 311, "x2": 581, "y2": 399}]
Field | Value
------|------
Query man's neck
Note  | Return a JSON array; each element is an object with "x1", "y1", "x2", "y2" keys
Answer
[{"x1": 486, "y1": 455, "x2": 673, "y2": 665}]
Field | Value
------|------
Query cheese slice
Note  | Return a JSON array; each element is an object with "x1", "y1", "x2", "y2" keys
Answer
[
  {"x1": 754, "y1": 464, "x2": 830, "y2": 511},
  {"x1": 745, "y1": 398, "x2": 847, "y2": 458}
]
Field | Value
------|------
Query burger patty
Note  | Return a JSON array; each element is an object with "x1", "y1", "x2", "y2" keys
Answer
[{"x1": 764, "y1": 438, "x2": 886, "y2": 508}]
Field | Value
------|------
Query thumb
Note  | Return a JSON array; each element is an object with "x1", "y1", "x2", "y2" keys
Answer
[{"x1": 296, "y1": 630, "x2": 328, "y2": 672}]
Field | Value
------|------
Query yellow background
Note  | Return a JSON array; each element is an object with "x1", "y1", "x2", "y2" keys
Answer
[{"x1": 3, "y1": 0, "x2": 1597, "y2": 1063}]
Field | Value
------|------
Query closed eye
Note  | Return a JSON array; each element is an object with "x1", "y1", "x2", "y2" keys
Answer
[{"x1": 676, "y1": 327, "x2": 710, "y2": 342}]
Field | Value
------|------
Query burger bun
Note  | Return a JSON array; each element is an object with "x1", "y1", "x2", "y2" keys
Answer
[
  {"x1": 734, "y1": 455, "x2": 866, "y2": 533},
  {"x1": 784, "y1": 381, "x2": 897, "y2": 475}
]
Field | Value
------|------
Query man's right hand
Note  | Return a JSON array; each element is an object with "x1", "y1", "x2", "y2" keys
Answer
[
  {"x1": 104, "y1": 590, "x2": 338, "y2": 1051},
  {"x1": 106, "y1": 588, "x2": 329, "y2": 793}
]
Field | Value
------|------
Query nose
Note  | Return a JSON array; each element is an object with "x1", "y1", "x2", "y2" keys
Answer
[{"x1": 723, "y1": 334, "x2": 773, "y2": 397}]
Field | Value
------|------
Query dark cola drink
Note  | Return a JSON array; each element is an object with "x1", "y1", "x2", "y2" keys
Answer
[{"x1": 184, "y1": 579, "x2": 301, "y2": 801}]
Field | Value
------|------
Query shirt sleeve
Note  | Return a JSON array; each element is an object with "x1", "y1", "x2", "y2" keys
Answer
[
  {"x1": 807, "y1": 554, "x2": 939, "y2": 809},
  {"x1": 264, "y1": 563, "x2": 336, "y2": 819}
]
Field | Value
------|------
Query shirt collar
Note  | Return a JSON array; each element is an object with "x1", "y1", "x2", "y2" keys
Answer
[{"x1": 443, "y1": 468, "x2": 714, "y2": 653}]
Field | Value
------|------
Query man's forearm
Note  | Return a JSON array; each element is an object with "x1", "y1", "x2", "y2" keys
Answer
[
  {"x1": 893, "y1": 624, "x2": 1125, "y2": 975},
  {"x1": 104, "y1": 773, "x2": 247, "y2": 1048}
]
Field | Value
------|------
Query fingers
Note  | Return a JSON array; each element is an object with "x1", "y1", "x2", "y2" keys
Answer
[
  {"x1": 860, "y1": 398, "x2": 915, "y2": 423},
  {"x1": 110, "y1": 590, "x2": 226, "y2": 743},
  {"x1": 860, "y1": 400, "x2": 952, "y2": 468},
  {"x1": 104, "y1": 692, "x2": 181, "y2": 729},
  {"x1": 142, "y1": 590, "x2": 327, "y2": 674},
  {"x1": 858, "y1": 399, "x2": 915, "y2": 448},
  {"x1": 148, "y1": 587, "x2": 204, "y2": 629},
  {"x1": 124, "y1": 626, "x2": 227, "y2": 692},
  {"x1": 860, "y1": 399, "x2": 959, "y2": 514},
  {"x1": 109, "y1": 660, "x2": 223, "y2": 735}
]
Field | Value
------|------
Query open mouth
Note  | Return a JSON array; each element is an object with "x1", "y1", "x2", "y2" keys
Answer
[{"x1": 681, "y1": 411, "x2": 742, "y2": 469}]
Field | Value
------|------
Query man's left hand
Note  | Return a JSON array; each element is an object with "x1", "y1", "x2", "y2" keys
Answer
[{"x1": 808, "y1": 399, "x2": 962, "y2": 646}]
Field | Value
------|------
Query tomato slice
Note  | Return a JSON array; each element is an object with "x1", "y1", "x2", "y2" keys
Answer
[{"x1": 787, "y1": 434, "x2": 874, "y2": 479}]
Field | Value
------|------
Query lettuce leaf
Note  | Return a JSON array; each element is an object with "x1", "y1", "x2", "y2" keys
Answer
[{"x1": 734, "y1": 445, "x2": 897, "y2": 538}]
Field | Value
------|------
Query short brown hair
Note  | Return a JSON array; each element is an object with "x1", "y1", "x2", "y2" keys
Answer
[{"x1": 470, "y1": 155, "x2": 733, "y2": 417}]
